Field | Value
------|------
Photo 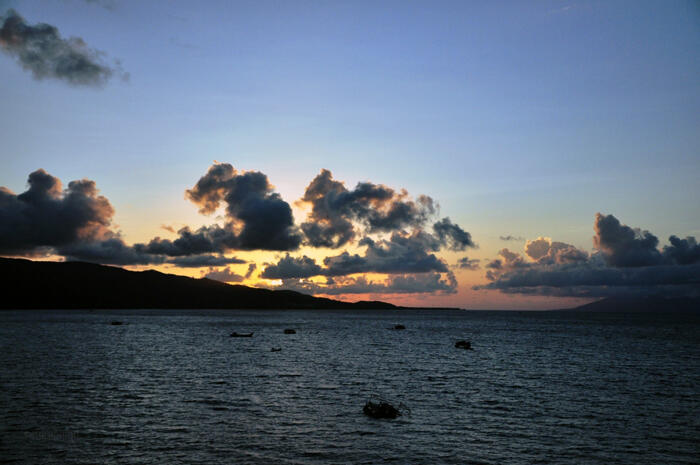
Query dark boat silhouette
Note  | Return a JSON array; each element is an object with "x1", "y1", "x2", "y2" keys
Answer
[{"x1": 230, "y1": 332, "x2": 253, "y2": 338}]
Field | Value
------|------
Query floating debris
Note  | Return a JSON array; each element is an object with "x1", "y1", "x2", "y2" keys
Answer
[
  {"x1": 455, "y1": 340, "x2": 472, "y2": 350},
  {"x1": 230, "y1": 332, "x2": 253, "y2": 338},
  {"x1": 393, "y1": 324, "x2": 406, "y2": 330},
  {"x1": 110, "y1": 321, "x2": 124, "y2": 325},
  {"x1": 284, "y1": 329, "x2": 296, "y2": 334},
  {"x1": 270, "y1": 347, "x2": 282, "y2": 352}
]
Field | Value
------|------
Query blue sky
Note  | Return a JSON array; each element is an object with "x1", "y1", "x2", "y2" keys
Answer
[{"x1": 1, "y1": 0, "x2": 698, "y2": 308}]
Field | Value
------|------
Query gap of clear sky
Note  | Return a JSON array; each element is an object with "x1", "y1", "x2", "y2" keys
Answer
[{"x1": 1, "y1": 0, "x2": 699, "y2": 309}]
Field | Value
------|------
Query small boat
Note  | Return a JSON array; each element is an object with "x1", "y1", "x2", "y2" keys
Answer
[
  {"x1": 283, "y1": 329, "x2": 296, "y2": 334},
  {"x1": 229, "y1": 332, "x2": 253, "y2": 338},
  {"x1": 392, "y1": 324, "x2": 406, "y2": 330},
  {"x1": 270, "y1": 347, "x2": 282, "y2": 352},
  {"x1": 455, "y1": 340, "x2": 472, "y2": 350}
]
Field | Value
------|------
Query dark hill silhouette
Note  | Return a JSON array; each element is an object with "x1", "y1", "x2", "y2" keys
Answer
[
  {"x1": 562, "y1": 296, "x2": 700, "y2": 313},
  {"x1": 0, "y1": 258, "x2": 397, "y2": 310}
]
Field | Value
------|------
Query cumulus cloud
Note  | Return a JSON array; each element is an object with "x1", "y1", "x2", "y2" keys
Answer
[
  {"x1": 593, "y1": 213, "x2": 662, "y2": 267},
  {"x1": 184, "y1": 163, "x2": 302, "y2": 251},
  {"x1": 299, "y1": 169, "x2": 437, "y2": 248},
  {"x1": 476, "y1": 214, "x2": 700, "y2": 298},
  {"x1": 260, "y1": 254, "x2": 323, "y2": 279},
  {"x1": 261, "y1": 230, "x2": 449, "y2": 279},
  {"x1": 1, "y1": 166, "x2": 471, "y2": 298},
  {"x1": 0, "y1": 169, "x2": 114, "y2": 254},
  {"x1": 664, "y1": 236, "x2": 700, "y2": 265},
  {"x1": 0, "y1": 9, "x2": 126, "y2": 86},
  {"x1": 524, "y1": 237, "x2": 589, "y2": 265},
  {"x1": 137, "y1": 224, "x2": 238, "y2": 256}
]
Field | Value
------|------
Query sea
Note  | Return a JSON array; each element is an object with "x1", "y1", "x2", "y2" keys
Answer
[{"x1": 1, "y1": 309, "x2": 698, "y2": 464}]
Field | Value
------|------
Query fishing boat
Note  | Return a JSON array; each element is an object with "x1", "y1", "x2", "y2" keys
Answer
[{"x1": 229, "y1": 332, "x2": 253, "y2": 338}]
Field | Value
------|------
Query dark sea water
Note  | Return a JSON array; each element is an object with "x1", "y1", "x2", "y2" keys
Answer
[{"x1": 1, "y1": 309, "x2": 699, "y2": 464}]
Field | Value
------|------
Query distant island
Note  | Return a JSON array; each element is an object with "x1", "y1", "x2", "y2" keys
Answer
[
  {"x1": 0, "y1": 258, "x2": 399, "y2": 310},
  {"x1": 559, "y1": 295, "x2": 699, "y2": 313}
]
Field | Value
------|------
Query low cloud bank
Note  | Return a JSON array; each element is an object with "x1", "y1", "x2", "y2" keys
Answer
[{"x1": 476, "y1": 214, "x2": 700, "y2": 298}]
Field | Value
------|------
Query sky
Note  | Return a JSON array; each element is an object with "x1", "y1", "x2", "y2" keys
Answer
[{"x1": 1, "y1": 0, "x2": 698, "y2": 309}]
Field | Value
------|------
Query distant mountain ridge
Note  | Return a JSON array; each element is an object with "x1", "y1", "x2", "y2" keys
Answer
[
  {"x1": 0, "y1": 258, "x2": 398, "y2": 310},
  {"x1": 563, "y1": 296, "x2": 700, "y2": 313}
]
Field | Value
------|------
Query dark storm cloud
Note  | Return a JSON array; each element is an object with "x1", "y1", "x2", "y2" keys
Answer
[
  {"x1": 0, "y1": 9, "x2": 125, "y2": 86},
  {"x1": 0, "y1": 169, "x2": 114, "y2": 254},
  {"x1": 260, "y1": 231, "x2": 449, "y2": 280},
  {"x1": 185, "y1": 163, "x2": 302, "y2": 251},
  {"x1": 476, "y1": 214, "x2": 700, "y2": 298},
  {"x1": 268, "y1": 271, "x2": 457, "y2": 295},
  {"x1": 433, "y1": 217, "x2": 475, "y2": 250},
  {"x1": 299, "y1": 169, "x2": 437, "y2": 248},
  {"x1": 455, "y1": 257, "x2": 480, "y2": 270}
]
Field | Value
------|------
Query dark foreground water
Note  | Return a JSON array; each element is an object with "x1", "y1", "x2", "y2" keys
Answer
[{"x1": 1, "y1": 309, "x2": 699, "y2": 464}]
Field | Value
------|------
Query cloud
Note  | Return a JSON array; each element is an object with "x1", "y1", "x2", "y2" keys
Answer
[
  {"x1": 433, "y1": 217, "x2": 475, "y2": 250},
  {"x1": 299, "y1": 169, "x2": 437, "y2": 248},
  {"x1": 323, "y1": 231, "x2": 449, "y2": 275},
  {"x1": 58, "y1": 237, "x2": 163, "y2": 265},
  {"x1": 500, "y1": 235, "x2": 524, "y2": 241},
  {"x1": 203, "y1": 267, "x2": 245, "y2": 283},
  {"x1": 137, "y1": 225, "x2": 238, "y2": 256},
  {"x1": 593, "y1": 213, "x2": 661, "y2": 267},
  {"x1": 476, "y1": 214, "x2": 700, "y2": 298},
  {"x1": 260, "y1": 254, "x2": 323, "y2": 279},
  {"x1": 261, "y1": 230, "x2": 449, "y2": 279},
  {"x1": 244, "y1": 263, "x2": 257, "y2": 279},
  {"x1": 663, "y1": 236, "x2": 700, "y2": 266},
  {"x1": 1, "y1": 167, "x2": 470, "y2": 299},
  {"x1": 269, "y1": 271, "x2": 457, "y2": 295},
  {"x1": 0, "y1": 9, "x2": 125, "y2": 86},
  {"x1": 167, "y1": 254, "x2": 246, "y2": 268},
  {"x1": 524, "y1": 237, "x2": 589, "y2": 265},
  {"x1": 455, "y1": 257, "x2": 480, "y2": 270},
  {"x1": 185, "y1": 163, "x2": 302, "y2": 251},
  {"x1": 0, "y1": 169, "x2": 114, "y2": 254}
]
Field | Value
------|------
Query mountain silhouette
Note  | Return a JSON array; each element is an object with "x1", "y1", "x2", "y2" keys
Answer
[
  {"x1": 0, "y1": 258, "x2": 397, "y2": 310},
  {"x1": 565, "y1": 296, "x2": 699, "y2": 313}
]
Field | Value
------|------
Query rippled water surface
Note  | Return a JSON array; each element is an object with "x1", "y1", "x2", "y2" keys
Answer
[{"x1": 1, "y1": 309, "x2": 699, "y2": 464}]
